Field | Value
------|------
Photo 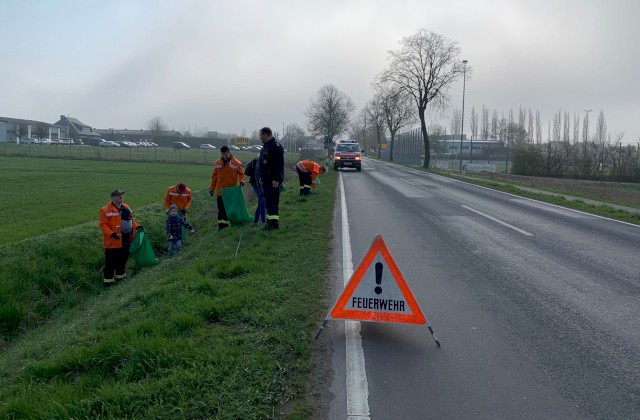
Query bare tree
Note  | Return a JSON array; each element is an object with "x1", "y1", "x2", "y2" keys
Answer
[
  {"x1": 305, "y1": 84, "x2": 355, "y2": 158},
  {"x1": 148, "y1": 116, "x2": 168, "y2": 136},
  {"x1": 364, "y1": 95, "x2": 386, "y2": 158},
  {"x1": 527, "y1": 108, "x2": 534, "y2": 143},
  {"x1": 15, "y1": 124, "x2": 27, "y2": 142},
  {"x1": 379, "y1": 29, "x2": 466, "y2": 167},
  {"x1": 470, "y1": 107, "x2": 478, "y2": 140},
  {"x1": 563, "y1": 111, "x2": 571, "y2": 144},
  {"x1": 518, "y1": 107, "x2": 526, "y2": 136},
  {"x1": 469, "y1": 106, "x2": 478, "y2": 162},
  {"x1": 582, "y1": 112, "x2": 591, "y2": 144},
  {"x1": 374, "y1": 83, "x2": 416, "y2": 161},
  {"x1": 450, "y1": 108, "x2": 461, "y2": 137},
  {"x1": 573, "y1": 113, "x2": 580, "y2": 144},
  {"x1": 491, "y1": 110, "x2": 499, "y2": 141},
  {"x1": 35, "y1": 124, "x2": 49, "y2": 140},
  {"x1": 349, "y1": 112, "x2": 368, "y2": 153},
  {"x1": 285, "y1": 123, "x2": 307, "y2": 151},
  {"x1": 553, "y1": 110, "x2": 561, "y2": 142},
  {"x1": 535, "y1": 110, "x2": 542, "y2": 145},
  {"x1": 594, "y1": 109, "x2": 607, "y2": 146},
  {"x1": 428, "y1": 123, "x2": 447, "y2": 155},
  {"x1": 481, "y1": 105, "x2": 489, "y2": 140}
]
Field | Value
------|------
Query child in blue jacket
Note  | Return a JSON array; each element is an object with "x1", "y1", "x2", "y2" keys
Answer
[{"x1": 166, "y1": 204, "x2": 195, "y2": 256}]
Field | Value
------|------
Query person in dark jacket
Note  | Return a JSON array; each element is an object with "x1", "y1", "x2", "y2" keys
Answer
[
  {"x1": 257, "y1": 127, "x2": 285, "y2": 230},
  {"x1": 244, "y1": 156, "x2": 266, "y2": 226},
  {"x1": 166, "y1": 204, "x2": 195, "y2": 256}
]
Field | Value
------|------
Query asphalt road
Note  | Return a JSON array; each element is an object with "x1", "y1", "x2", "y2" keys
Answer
[{"x1": 327, "y1": 158, "x2": 640, "y2": 419}]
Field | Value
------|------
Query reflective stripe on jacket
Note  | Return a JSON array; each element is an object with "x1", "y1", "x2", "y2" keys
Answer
[
  {"x1": 210, "y1": 157, "x2": 246, "y2": 196},
  {"x1": 99, "y1": 202, "x2": 139, "y2": 248},
  {"x1": 164, "y1": 185, "x2": 192, "y2": 210}
]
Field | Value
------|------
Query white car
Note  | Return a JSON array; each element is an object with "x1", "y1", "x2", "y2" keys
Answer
[
  {"x1": 200, "y1": 144, "x2": 217, "y2": 150},
  {"x1": 39, "y1": 138, "x2": 52, "y2": 145},
  {"x1": 99, "y1": 141, "x2": 121, "y2": 147},
  {"x1": 22, "y1": 138, "x2": 39, "y2": 144}
]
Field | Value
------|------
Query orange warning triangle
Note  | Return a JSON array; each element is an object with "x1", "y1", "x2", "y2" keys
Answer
[{"x1": 330, "y1": 235, "x2": 427, "y2": 325}]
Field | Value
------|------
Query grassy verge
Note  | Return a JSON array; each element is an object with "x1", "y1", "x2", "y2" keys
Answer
[
  {"x1": 416, "y1": 167, "x2": 640, "y2": 225},
  {"x1": 0, "y1": 160, "x2": 335, "y2": 418},
  {"x1": 458, "y1": 171, "x2": 640, "y2": 209}
]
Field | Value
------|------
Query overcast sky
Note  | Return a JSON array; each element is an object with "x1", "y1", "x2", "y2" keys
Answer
[{"x1": 2, "y1": 0, "x2": 638, "y2": 143}]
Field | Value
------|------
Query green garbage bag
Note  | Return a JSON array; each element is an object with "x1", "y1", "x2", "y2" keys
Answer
[
  {"x1": 221, "y1": 186, "x2": 252, "y2": 225},
  {"x1": 315, "y1": 177, "x2": 321, "y2": 186},
  {"x1": 129, "y1": 228, "x2": 159, "y2": 268}
]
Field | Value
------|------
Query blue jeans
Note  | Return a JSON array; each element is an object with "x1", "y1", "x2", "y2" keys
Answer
[
  {"x1": 252, "y1": 185, "x2": 266, "y2": 224},
  {"x1": 168, "y1": 239, "x2": 182, "y2": 256}
]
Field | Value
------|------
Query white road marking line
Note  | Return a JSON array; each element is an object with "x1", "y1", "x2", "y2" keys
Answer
[
  {"x1": 427, "y1": 171, "x2": 640, "y2": 228},
  {"x1": 400, "y1": 178, "x2": 415, "y2": 186},
  {"x1": 340, "y1": 173, "x2": 371, "y2": 419},
  {"x1": 461, "y1": 205, "x2": 533, "y2": 236}
]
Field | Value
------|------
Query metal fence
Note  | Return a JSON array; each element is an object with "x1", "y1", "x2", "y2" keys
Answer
[{"x1": 383, "y1": 128, "x2": 424, "y2": 165}]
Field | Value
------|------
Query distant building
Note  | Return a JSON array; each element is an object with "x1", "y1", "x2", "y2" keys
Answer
[
  {"x1": 53, "y1": 115, "x2": 98, "y2": 140},
  {"x1": 438, "y1": 137, "x2": 504, "y2": 160},
  {"x1": 0, "y1": 116, "x2": 64, "y2": 143}
]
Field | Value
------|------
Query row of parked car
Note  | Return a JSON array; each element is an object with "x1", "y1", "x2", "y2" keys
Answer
[
  {"x1": 19, "y1": 138, "x2": 269, "y2": 152},
  {"x1": 171, "y1": 142, "x2": 266, "y2": 152},
  {"x1": 21, "y1": 138, "x2": 80, "y2": 145},
  {"x1": 85, "y1": 138, "x2": 159, "y2": 148}
]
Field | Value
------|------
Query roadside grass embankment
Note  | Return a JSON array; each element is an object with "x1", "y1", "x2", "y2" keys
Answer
[{"x1": 0, "y1": 156, "x2": 335, "y2": 418}]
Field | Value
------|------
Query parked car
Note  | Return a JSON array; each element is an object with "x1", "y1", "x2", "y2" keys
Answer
[
  {"x1": 99, "y1": 141, "x2": 120, "y2": 147},
  {"x1": 229, "y1": 145, "x2": 240, "y2": 151},
  {"x1": 200, "y1": 144, "x2": 217, "y2": 150},
  {"x1": 86, "y1": 138, "x2": 107, "y2": 146},
  {"x1": 172, "y1": 142, "x2": 191, "y2": 150},
  {"x1": 73, "y1": 139, "x2": 84, "y2": 145},
  {"x1": 39, "y1": 138, "x2": 52, "y2": 145},
  {"x1": 22, "y1": 138, "x2": 39, "y2": 144}
]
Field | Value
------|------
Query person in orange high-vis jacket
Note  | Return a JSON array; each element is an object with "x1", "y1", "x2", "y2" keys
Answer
[
  {"x1": 296, "y1": 160, "x2": 327, "y2": 196},
  {"x1": 99, "y1": 189, "x2": 140, "y2": 286},
  {"x1": 164, "y1": 182, "x2": 192, "y2": 216},
  {"x1": 210, "y1": 146, "x2": 245, "y2": 230}
]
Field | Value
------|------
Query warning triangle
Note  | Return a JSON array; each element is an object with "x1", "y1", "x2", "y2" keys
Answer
[{"x1": 330, "y1": 235, "x2": 427, "y2": 325}]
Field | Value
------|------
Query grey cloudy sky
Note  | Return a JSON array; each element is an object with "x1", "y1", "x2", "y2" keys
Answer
[{"x1": 2, "y1": 0, "x2": 638, "y2": 143}]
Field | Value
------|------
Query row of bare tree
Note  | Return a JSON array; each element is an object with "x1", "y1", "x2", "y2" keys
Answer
[
  {"x1": 303, "y1": 29, "x2": 637, "y2": 181},
  {"x1": 444, "y1": 106, "x2": 617, "y2": 149},
  {"x1": 305, "y1": 29, "x2": 466, "y2": 165}
]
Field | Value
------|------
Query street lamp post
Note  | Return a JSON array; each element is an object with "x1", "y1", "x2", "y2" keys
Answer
[{"x1": 459, "y1": 60, "x2": 468, "y2": 172}]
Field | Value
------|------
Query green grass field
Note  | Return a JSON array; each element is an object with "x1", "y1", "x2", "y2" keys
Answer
[
  {"x1": 0, "y1": 155, "x2": 334, "y2": 418},
  {"x1": 2, "y1": 157, "x2": 211, "y2": 244}
]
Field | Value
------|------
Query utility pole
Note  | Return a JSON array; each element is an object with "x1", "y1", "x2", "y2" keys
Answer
[{"x1": 459, "y1": 60, "x2": 468, "y2": 172}]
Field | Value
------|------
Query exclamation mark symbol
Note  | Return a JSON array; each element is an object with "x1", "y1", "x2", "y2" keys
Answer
[{"x1": 375, "y1": 262, "x2": 383, "y2": 294}]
